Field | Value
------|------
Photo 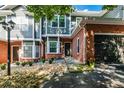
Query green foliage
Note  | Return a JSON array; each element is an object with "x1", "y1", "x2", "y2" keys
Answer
[
  {"x1": 26, "y1": 5, "x2": 74, "y2": 21},
  {"x1": 102, "y1": 5, "x2": 117, "y2": 10},
  {"x1": 0, "y1": 64, "x2": 6, "y2": 70},
  {"x1": 28, "y1": 62, "x2": 33, "y2": 66},
  {"x1": 15, "y1": 62, "x2": 20, "y2": 66},
  {"x1": 87, "y1": 59, "x2": 95, "y2": 69},
  {"x1": 48, "y1": 58, "x2": 54, "y2": 64},
  {"x1": 41, "y1": 58, "x2": 45, "y2": 63},
  {"x1": 21, "y1": 62, "x2": 27, "y2": 67}
]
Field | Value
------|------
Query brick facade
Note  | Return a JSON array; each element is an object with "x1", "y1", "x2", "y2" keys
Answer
[
  {"x1": 72, "y1": 28, "x2": 85, "y2": 62},
  {"x1": 0, "y1": 41, "x2": 7, "y2": 64}
]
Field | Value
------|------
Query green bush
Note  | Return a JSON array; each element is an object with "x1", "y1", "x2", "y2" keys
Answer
[
  {"x1": 21, "y1": 62, "x2": 27, "y2": 67},
  {"x1": 28, "y1": 62, "x2": 33, "y2": 66},
  {"x1": 0, "y1": 64, "x2": 6, "y2": 70},
  {"x1": 40, "y1": 58, "x2": 45, "y2": 63},
  {"x1": 15, "y1": 62, "x2": 20, "y2": 66},
  {"x1": 49, "y1": 58, "x2": 54, "y2": 64},
  {"x1": 87, "y1": 59, "x2": 95, "y2": 69}
]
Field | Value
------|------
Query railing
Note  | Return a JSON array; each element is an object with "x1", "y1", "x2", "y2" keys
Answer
[{"x1": 47, "y1": 27, "x2": 70, "y2": 35}]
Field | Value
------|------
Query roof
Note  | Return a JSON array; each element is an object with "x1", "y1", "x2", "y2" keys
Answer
[
  {"x1": 0, "y1": 10, "x2": 14, "y2": 16},
  {"x1": 71, "y1": 10, "x2": 108, "y2": 17}
]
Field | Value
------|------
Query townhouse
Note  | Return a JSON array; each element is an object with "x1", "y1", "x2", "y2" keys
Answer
[{"x1": 0, "y1": 5, "x2": 124, "y2": 64}]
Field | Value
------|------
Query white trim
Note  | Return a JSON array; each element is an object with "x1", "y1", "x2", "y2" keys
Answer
[
  {"x1": 51, "y1": 15, "x2": 66, "y2": 28},
  {"x1": 46, "y1": 17, "x2": 47, "y2": 35},
  {"x1": 10, "y1": 38, "x2": 41, "y2": 41},
  {"x1": 49, "y1": 41, "x2": 58, "y2": 54},
  {"x1": 95, "y1": 33, "x2": 124, "y2": 35},
  {"x1": 76, "y1": 17, "x2": 82, "y2": 26}
]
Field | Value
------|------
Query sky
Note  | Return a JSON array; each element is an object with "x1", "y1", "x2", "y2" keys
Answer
[{"x1": 74, "y1": 5, "x2": 103, "y2": 11}]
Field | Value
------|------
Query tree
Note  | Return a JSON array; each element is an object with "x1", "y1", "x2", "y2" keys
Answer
[
  {"x1": 26, "y1": 5, "x2": 74, "y2": 59},
  {"x1": 26, "y1": 5, "x2": 73, "y2": 21},
  {"x1": 102, "y1": 5, "x2": 117, "y2": 10}
]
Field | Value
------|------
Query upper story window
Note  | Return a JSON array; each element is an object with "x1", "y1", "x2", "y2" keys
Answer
[
  {"x1": 51, "y1": 16, "x2": 58, "y2": 27},
  {"x1": 59, "y1": 16, "x2": 65, "y2": 27},
  {"x1": 51, "y1": 15, "x2": 66, "y2": 28}
]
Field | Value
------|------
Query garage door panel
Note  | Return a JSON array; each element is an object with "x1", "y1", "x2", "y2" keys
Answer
[{"x1": 95, "y1": 35, "x2": 124, "y2": 64}]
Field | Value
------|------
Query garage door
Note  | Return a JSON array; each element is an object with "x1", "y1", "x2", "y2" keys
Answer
[{"x1": 94, "y1": 35, "x2": 124, "y2": 64}]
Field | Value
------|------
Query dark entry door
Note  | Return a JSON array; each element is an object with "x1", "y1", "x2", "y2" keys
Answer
[
  {"x1": 95, "y1": 35, "x2": 124, "y2": 64},
  {"x1": 13, "y1": 47, "x2": 19, "y2": 62},
  {"x1": 65, "y1": 43, "x2": 71, "y2": 56}
]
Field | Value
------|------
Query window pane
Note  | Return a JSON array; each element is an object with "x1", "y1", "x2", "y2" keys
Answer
[
  {"x1": 36, "y1": 46, "x2": 40, "y2": 57},
  {"x1": 23, "y1": 46, "x2": 32, "y2": 57},
  {"x1": 77, "y1": 39, "x2": 80, "y2": 53},
  {"x1": 52, "y1": 16, "x2": 58, "y2": 27},
  {"x1": 59, "y1": 16, "x2": 65, "y2": 27},
  {"x1": 49, "y1": 42, "x2": 57, "y2": 53}
]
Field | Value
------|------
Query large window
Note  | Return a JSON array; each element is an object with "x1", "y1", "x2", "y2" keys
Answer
[
  {"x1": 59, "y1": 16, "x2": 65, "y2": 27},
  {"x1": 51, "y1": 16, "x2": 58, "y2": 27},
  {"x1": 49, "y1": 41, "x2": 57, "y2": 53},
  {"x1": 77, "y1": 38, "x2": 80, "y2": 53},
  {"x1": 51, "y1": 15, "x2": 66, "y2": 28}
]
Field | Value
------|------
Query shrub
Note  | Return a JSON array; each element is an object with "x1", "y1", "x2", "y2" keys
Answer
[
  {"x1": 28, "y1": 62, "x2": 33, "y2": 66},
  {"x1": 21, "y1": 62, "x2": 27, "y2": 67},
  {"x1": 40, "y1": 58, "x2": 45, "y2": 63},
  {"x1": 0, "y1": 64, "x2": 6, "y2": 70},
  {"x1": 15, "y1": 62, "x2": 20, "y2": 66},
  {"x1": 49, "y1": 58, "x2": 54, "y2": 64},
  {"x1": 87, "y1": 59, "x2": 95, "y2": 69}
]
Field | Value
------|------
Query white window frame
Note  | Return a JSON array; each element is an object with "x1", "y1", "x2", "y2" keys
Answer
[
  {"x1": 51, "y1": 15, "x2": 58, "y2": 28},
  {"x1": 23, "y1": 45, "x2": 33, "y2": 58},
  {"x1": 49, "y1": 41, "x2": 58, "y2": 53},
  {"x1": 59, "y1": 15, "x2": 66, "y2": 28},
  {"x1": 51, "y1": 15, "x2": 66, "y2": 28},
  {"x1": 76, "y1": 17, "x2": 82, "y2": 26}
]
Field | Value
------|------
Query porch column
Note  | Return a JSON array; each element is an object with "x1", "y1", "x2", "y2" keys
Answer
[
  {"x1": 47, "y1": 37, "x2": 49, "y2": 53},
  {"x1": 32, "y1": 41, "x2": 35, "y2": 59},
  {"x1": 57, "y1": 37, "x2": 60, "y2": 53}
]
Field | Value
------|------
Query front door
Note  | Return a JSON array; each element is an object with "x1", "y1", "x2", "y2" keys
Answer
[
  {"x1": 65, "y1": 43, "x2": 71, "y2": 56},
  {"x1": 13, "y1": 46, "x2": 19, "y2": 62}
]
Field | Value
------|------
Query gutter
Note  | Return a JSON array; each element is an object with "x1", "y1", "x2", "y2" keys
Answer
[{"x1": 0, "y1": 10, "x2": 14, "y2": 16}]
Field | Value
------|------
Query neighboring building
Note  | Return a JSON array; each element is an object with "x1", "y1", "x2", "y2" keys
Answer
[{"x1": 1, "y1": 5, "x2": 124, "y2": 64}]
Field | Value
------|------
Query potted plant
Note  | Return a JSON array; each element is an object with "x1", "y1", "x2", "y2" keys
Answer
[
  {"x1": 21, "y1": 62, "x2": 27, "y2": 67},
  {"x1": 15, "y1": 61, "x2": 20, "y2": 66},
  {"x1": 28, "y1": 62, "x2": 33, "y2": 66},
  {"x1": 0, "y1": 64, "x2": 6, "y2": 70},
  {"x1": 49, "y1": 58, "x2": 54, "y2": 64}
]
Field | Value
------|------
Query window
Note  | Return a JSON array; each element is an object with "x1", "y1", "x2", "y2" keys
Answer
[
  {"x1": 49, "y1": 42, "x2": 57, "y2": 53},
  {"x1": 76, "y1": 17, "x2": 82, "y2": 26},
  {"x1": 36, "y1": 46, "x2": 40, "y2": 57},
  {"x1": 23, "y1": 46, "x2": 32, "y2": 57},
  {"x1": 51, "y1": 16, "x2": 58, "y2": 27},
  {"x1": 59, "y1": 16, "x2": 65, "y2": 27},
  {"x1": 77, "y1": 38, "x2": 80, "y2": 53}
]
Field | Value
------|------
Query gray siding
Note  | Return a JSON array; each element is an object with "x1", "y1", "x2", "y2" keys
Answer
[
  {"x1": 0, "y1": 24, "x2": 7, "y2": 40},
  {"x1": 103, "y1": 6, "x2": 124, "y2": 19}
]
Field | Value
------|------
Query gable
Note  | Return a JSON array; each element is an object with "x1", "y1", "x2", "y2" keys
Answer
[{"x1": 103, "y1": 5, "x2": 124, "y2": 19}]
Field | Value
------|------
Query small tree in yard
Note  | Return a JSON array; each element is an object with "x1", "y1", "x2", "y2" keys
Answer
[{"x1": 26, "y1": 5, "x2": 74, "y2": 59}]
